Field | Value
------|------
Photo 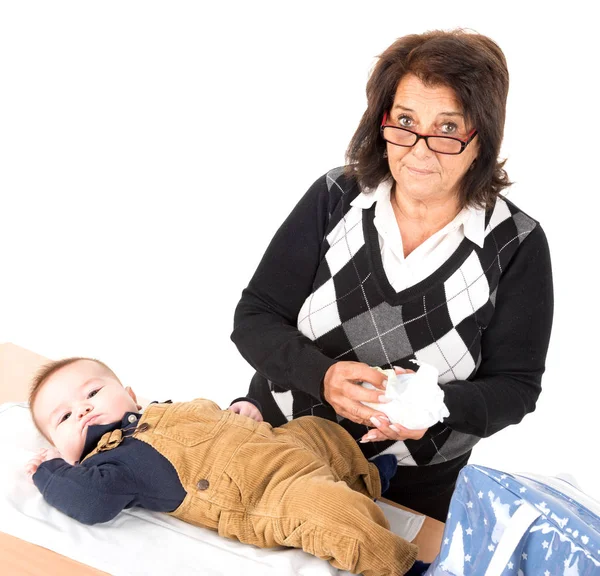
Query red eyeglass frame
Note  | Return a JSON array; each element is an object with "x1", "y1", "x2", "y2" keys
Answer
[{"x1": 380, "y1": 112, "x2": 477, "y2": 155}]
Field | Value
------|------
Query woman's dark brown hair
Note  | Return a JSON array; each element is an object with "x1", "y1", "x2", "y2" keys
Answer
[{"x1": 346, "y1": 29, "x2": 511, "y2": 208}]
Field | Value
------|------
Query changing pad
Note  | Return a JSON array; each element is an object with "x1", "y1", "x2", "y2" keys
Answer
[{"x1": 0, "y1": 401, "x2": 425, "y2": 576}]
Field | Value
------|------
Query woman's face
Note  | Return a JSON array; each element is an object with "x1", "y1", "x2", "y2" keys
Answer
[{"x1": 385, "y1": 74, "x2": 478, "y2": 205}]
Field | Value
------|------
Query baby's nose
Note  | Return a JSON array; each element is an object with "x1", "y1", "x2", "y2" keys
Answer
[{"x1": 78, "y1": 405, "x2": 93, "y2": 419}]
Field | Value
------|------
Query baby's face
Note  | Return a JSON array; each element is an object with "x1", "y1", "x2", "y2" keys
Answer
[{"x1": 33, "y1": 360, "x2": 139, "y2": 464}]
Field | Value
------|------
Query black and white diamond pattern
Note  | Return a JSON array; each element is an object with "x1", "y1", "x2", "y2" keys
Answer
[{"x1": 277, "y1": 170, "x2": 536, "y2": 465}]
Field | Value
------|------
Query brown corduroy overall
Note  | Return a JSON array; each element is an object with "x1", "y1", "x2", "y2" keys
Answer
[{"x1": 85, "y1": 399, "x2": 418, "y2": 576}]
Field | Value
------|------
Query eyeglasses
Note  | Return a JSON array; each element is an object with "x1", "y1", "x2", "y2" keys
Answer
[{"x1": 380, "y1": 112, "x2": 477, "y2": 155}]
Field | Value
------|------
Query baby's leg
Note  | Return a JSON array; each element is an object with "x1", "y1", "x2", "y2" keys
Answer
[
  {"x1": 270, "y1": 471, "x2": 418, "y2": 576},
  {"x1": 279, "y1": 416, "x2": 382, "y2": 499}
]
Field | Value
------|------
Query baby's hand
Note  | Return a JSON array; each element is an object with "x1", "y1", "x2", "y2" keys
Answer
[
  {"x1": 42, "y1": 447, "x2": 63, "y2": 462},
  {"x1": 24, "y1": 447, "x2": 63, "y2": 480},
  {"x1": 228, "y1": 401, "x2": 263, "y2": 422},
  {"x1": 25, "y1": 449, "x2": 46, "y2": 479}
]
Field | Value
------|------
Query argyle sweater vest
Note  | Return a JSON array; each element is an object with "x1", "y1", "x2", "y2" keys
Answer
[{"x1": 268, "y1": 167, "x2": 538, "y2": 466}]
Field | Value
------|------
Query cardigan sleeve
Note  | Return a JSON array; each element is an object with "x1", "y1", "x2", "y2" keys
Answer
[
  {"x1": 33, "y1": 457, "x2": 137, "y2": 525},
  {"x1": 439, "y1": 224, "x2": 554, "y2": 437},
  {"x1": 231, "y1": 174, "x2": 341, "y2": 401}
]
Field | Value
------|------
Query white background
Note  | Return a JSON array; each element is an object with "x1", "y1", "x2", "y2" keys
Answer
[{"x1": 1, "y1": 2, "x2": 598, "y2": 498}]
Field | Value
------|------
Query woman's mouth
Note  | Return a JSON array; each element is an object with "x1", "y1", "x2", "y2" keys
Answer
[{"x1": 406, "y1": 166, "x2": 434, "y2": 176}]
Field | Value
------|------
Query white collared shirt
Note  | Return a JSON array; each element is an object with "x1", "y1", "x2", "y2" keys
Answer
[{"x1": 351, "y1": 180, "x2": 486, "y2": 292}]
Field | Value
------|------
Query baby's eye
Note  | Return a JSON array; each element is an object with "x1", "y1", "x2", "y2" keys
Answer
[
  {"x1": 59, "y1": 412, "x2": 71, "y2": 424},
  {"x1": 88, "y1": 388, "x2": 100, "y2": 399},
  {"x1": 398, "y1": 115, "x2": 414, "y2": 128}
]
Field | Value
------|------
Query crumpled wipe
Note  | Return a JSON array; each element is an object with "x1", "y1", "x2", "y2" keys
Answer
[{"x1": 361, "y1": 360, "x2": 449, "y2": 429}]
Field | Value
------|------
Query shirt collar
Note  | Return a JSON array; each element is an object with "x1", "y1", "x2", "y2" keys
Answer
[
  {"x1": 78, "y1": 411, "x2": 142, "y2": 462},
  {"x1": 350, "y1": 179, "x2": 486, "y2": 248}
]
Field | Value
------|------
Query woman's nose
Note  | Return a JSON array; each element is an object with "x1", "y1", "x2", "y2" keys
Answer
[{"x1": 411, "y1": 137, "x2": 431, "y2": 158}]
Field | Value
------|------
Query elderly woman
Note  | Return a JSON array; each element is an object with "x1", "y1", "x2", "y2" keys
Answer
[{"x1": 231, "y1": 29, "x2": 553, "y2": 522}]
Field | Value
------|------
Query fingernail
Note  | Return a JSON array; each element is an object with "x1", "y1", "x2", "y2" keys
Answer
[
  {"x1": 370, "y1": 416, "x2": 381, "y2": 427},
  {"x1": 378, "y1": 395, "x2": 392, "y2": 403},
  {"x1": 389, "y1": 424, "x2": 400, "y2": 433},
  {"x1": 379, "y1": 415, "x2": 390, "y2": 422},
  {"x1": 393, "y1": 365, "x2": 407, "y2": 373},
  {"x1": 360, "y1": 434, "x2": 377, "y2": 443}
]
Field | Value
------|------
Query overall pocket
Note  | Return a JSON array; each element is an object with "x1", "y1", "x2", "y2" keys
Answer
[{"x1": 153, "y1": 400, "x2": 226, "y2": 446}]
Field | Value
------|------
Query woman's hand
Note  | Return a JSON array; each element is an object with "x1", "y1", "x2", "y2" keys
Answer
[
  {"x1": 357, "y1": 365, "x2": 429, "y2": 443},
  {"x1": 228, "y1": 401, "x2": 263, "y2": 422},
  {"x1": 359, "y1": 421, "x2": 428, "y2": 443},
  {"x1": 322, "y1": 361, "x2": 395, "y2": 426},
  {"x1": 24, "y1": 447, "x2": 63, "y2": 480}
]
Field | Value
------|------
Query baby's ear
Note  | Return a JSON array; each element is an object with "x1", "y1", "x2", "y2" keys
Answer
[{"x1": 125, "y1": 386, "x2": 139, "y2": 408}]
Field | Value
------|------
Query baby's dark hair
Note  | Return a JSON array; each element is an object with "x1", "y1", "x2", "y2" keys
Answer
[{"x1": 29, "y1": 357, "x2": 120, "y2": 440}]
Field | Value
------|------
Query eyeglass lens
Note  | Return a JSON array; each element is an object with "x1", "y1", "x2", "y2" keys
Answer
[{"x1": 382, "y1": 127, "x2": 463, "y2": 154}]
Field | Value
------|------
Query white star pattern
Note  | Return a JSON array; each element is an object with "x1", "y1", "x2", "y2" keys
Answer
[
  {"x1": 542, "y1": 541, "x2": 549, "y2": 549},
  {"x1": 465, "y1": 555, "x2": 471, "y2": 562},
  {"x1": 466, "y1": 528, "x2": 473, "y2": 535},
  {"x1": 581, "y1": 535, "x2": 589, "y2": 544},
  {"x1": 467, "y1": 501, "x2": 474, "y2": 508},
  {"x1": 464, "y1": 475, "x2": 469, "y2": 482},
  {"x1": 545, "y1": 571, "x2": 550, "y2": 576},
  {"x1": 522, "y1": 553, "x2": 527, "y2": 560},
  {"x1": 447, "y1": 512, "x2": 452, "y2": 518},
  {"x1": 508, "y1": 561, "x2": 513, "y2": 569},
  {"x1": 520, "y1": 487, "x2": 527, "y2": 493},
  {"x1": 484, "y1": 518, "x2": 488, "y2": 525},
  {"x1": 536, "y1": 501, "x2": 550, "y2": 515},
  {"x1": 478, "y1": 491, "x2": 483, "y2": 499},
  {"x1": 488, "y1": 544, "x2": 495, "y2": 551},
  {"x1": 573, "y1": 530, "x2": 579, "y2": 538},
  {"x1": 500, "y1": 474, "x2": 507, "y2": 479},
  {"x1": 444, "y1": 538, "x2": 449, "y2": 545}
]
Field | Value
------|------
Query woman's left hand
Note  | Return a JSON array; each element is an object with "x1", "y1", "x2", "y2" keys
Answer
[
  {"x1": 228, "y1": 401, "x2": 263, "y2": 422},
  {"x1": 360, "y1": 420, "x2": 428, "y2": 443},
  {"x1": 359, "y1": 365, "x2": 428, "y2": 442}
]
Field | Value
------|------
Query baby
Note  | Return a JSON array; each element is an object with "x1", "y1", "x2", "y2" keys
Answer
[{"x1": 26, "y1": 357, "x2": 429, "y2": 576}]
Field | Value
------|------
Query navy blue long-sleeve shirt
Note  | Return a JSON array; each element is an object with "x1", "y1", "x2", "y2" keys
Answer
[{"x1": 33, "y1": 411, "x2": 187, "y2": 524}]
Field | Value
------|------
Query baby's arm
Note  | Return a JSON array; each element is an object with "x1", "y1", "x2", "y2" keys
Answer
[
  {"x1": 228, "y1": 398, "x2": 263, "y2": 422},
  {"x1": 30, "y1": 453, "x2": 137, "y2": 525}
]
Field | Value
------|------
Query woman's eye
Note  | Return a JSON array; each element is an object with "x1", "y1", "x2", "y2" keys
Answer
[
  {"x1": 398, "y1": 115, "x2": 413, "y2": 128},
  {"x1": 59, "y1": 412, "x2": 71, "y2": 424},
  {"x1": 441, "y1": 122, "x2": 458, "y2": 134},
  {"x1": 88, "y1": 389, "x2": 100, "y2": 399}
]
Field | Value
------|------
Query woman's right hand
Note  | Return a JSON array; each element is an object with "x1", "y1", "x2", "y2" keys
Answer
[{"x1": 322, "y1": 361, "x2": 392, "y2": 426}]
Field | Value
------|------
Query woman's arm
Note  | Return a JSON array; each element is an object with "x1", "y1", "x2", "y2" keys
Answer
[
  {"x1": 231, "y1": 173, "x2": 341, "y2": 400},
  {"x1": 365, "y1": 224, "x2": 553, "y2": 442},
  {"x1": 232, "y1": 170, "x2": 418, "y2": 424},
  {"x1": 439, "y1": 224, "x2": 554, "y2": 437}
]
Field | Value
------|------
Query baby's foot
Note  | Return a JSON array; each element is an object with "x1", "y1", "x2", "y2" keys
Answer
[
  {"x1": 404, "y1": 560, "x2": 430, "y2": 575},
  {"x1": 371, "y1": 453, "x2": 398, "y2": 495}
]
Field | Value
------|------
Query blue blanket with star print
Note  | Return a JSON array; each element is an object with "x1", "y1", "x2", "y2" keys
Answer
[{"x1": 426, "y1": 464, "x2": 600, "y2": 576}]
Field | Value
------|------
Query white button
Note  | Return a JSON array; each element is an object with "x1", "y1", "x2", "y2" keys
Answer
[{"x1": 128, "y1": 414, "x2": 137, "y2": 423}]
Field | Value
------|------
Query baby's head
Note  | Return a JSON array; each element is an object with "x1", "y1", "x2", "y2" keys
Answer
[{"x1": 29, "y1": 358, "x2": 140, "y2": 464}]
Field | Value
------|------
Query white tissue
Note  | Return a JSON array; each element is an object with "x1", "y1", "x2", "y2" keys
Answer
[{"x1": 362, "y1": 360, "x2": 449, "y2": 429}]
